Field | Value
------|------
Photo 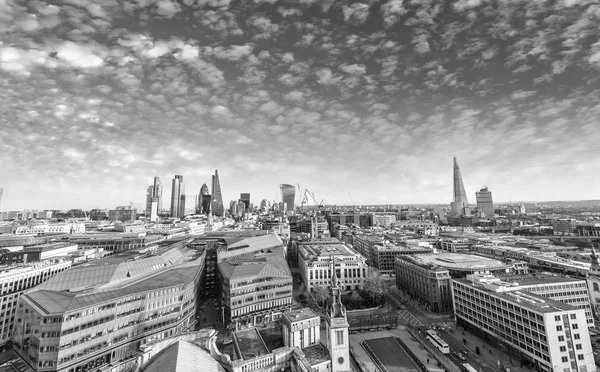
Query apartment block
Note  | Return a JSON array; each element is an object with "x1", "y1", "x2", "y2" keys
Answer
[{"x1": 453, "y1": 275, "x2": 596, "y2": 372}]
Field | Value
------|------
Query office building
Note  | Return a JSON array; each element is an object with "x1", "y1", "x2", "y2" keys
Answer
[
  {"x1": 69, "y1": 233, "x2": 162, "y2": 255},
  {"x1": 219, "y1": 247, "x2": 292, "y2": 330},
  {"x1": 211, "y1": 170, "x2": 224, "y2": 217},
  {"x1": 198, "y1": 183, "x2": 210, "y2": 214},
  {"x1": 0, "y1": 260, "x2": 72, "y2": 348},
  {"x1": 145, "y1": 186, "x2": 154, "y2": 217},
  {"x1": 451, "y1": 157, "x2": 469, "y2": 216},
  {"x1": 586, "y1": 246, "x2": 600, "y2": 325},
  {"x1": 326, "y1": 213, "x2": 373, "y2": 230},
  {"x1": 453, "y1": 275, "x2": 596, "y2": 372},
  {"x1": 108, "y1": 208, "x2": 137, "y2": 222},
  {"x1": 297, "y1": 239, "x2": 367, "y2": 292},
  {"x1": 553, "y1": 219, "x2": 576, "y2": 235},
  {"x1": 476, "y1": 186, "x2": 494, "y2": 217},
  {"x1": 280, "y1": 184, "x2": 296, "y2": 213},
  {"x1": 229, "y1": 200, "x2": 238, "y2": 216},
  {"x1": 240, "y1": 193, "x2": 250, "y2": 211},
  {"x1": 170, "y1": 175, "x2": 185, "y2": 218},
  {"x1": 13, "y1": 243, "x2": 206, "y2": 372},
  {"x1": 151, "y1": 177, "x2": 163, "y2": 213}
]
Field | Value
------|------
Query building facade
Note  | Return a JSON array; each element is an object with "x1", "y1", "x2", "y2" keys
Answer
[
  {"x1": 0, "y1": 260, "x2": 72, "y2": 348},
  {"x1": 395, "y1": 256, "x2": 453, "y2": 313},
  {"x1": 170, "y1": 175, "x2": 185, "y2": 218},
  {"x1": 280, "y1": 184, "x2": 296, "y2": 213},
  {"x1": 211, "y1": 170, "x2": 224, "y2": 217},
  {"x1": 297, "y1": 240, "x2": 367, "y2": 292},
  {"x1": 476, "y1": 187, "x2": 494, "y2": 218},
  {"x1": 13, "y1": 244, "x2": 205, "y2": 372},
  {"x1": 453, "y1": 276, "x2": 596, "y2": 372}
]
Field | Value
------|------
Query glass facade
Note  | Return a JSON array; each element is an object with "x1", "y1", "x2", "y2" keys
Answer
[{"x1": 280, "y1": 184, "x2": 295, "y2": 213}]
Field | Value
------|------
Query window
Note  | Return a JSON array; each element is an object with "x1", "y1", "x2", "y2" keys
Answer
[
  {"x1": 558, "y1": 336, "x2": 565, "y2": 341},
  {"x1": 576, "y1": 344, "x2": 582, "y2": 350},
  {"x1": 578, "y1": 354, "x2": 584, "y2": 360},
  {"x1": 574, "y1": 334, "x2": 580, "y2": 340},
  {"x1": 560, "y1": 346, "x2": 567, "y2": 352},
  {"x1": 562, "y1": 357, "x2": 568, "y2": 362},
  {"x1": 572, "y1": 324, "x2": 578, "y2": 330},
  {"x1": 555, "y1": 315, "x2": 561, "y2": 321},
  {"x1": 570, "y1": 314, "x2": 576, "y2": 319},
  {"x1": 557, "y1": 325, "x2": 563, "y2": 331},
  {"x1": 594, "y1": 283, "x2": 600, "y2": 292},
  {"x1": 336, "y1": 330, "x2": 344, "y2": 345}
]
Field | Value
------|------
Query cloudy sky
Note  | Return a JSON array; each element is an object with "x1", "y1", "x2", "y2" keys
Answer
[{"x1": 1, "y1": 0, "x2": 599, "y2": 210}]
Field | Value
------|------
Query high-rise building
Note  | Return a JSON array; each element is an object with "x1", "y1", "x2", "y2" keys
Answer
[
  {"x1": 0, "y1": 188, "x2": 3, "y2": 210},
  {"x1": 198, "y1": 183, "x2": 211, "y2": 215},
  {"x1": 211, "y1": 170, "x2": 224, "y2": 217},
  {"x1": 230, "y1": 200, "x2": 238, "y2": 216},
  {"x1": 280, "y1": 184, "x2": 295, "y2": 213},
  {"x1": 145, "y1": 185, "x2": 154, "y2": 217},
  {"x1": 476, "y1": 186, "x2": 494, "y2": 217},
  {"x1": 170, "y1": 175, "x2": 184, "y2": 218},
  {"x1": 240, "y1": 193, "x2": 250, "y2": 210},
  {"x1": 451, "y1": 157, "x2": 469, "y2": 216},
  {"x1": 152, "y1": 176, "x2": 163, "y2": 213}
]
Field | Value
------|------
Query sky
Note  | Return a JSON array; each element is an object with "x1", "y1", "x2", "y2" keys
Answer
[{"x1": 1, "y1": 0, "x2": 599, "y2": 211}]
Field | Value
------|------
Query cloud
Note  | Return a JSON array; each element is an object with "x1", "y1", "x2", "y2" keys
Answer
[
  {"x1": 208, "y1": 44, "x2": 254, "y2": 61},
  {"x1": 342, "y1": 3, "x2": 371, "y2": 25}
]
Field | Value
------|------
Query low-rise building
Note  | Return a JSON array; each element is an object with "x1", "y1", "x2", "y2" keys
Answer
[
  {"x1": 453, "y1": 275, "x2": 596, "y2": 372},
  {"x1": 68, "y1": 233, "x2": 162, "y2": 255},
  {"x1": 219, "y1": 247, "x2": 292, "y2": 331},
  {"x1": 297, "y1": 239, "x2": 367, "y2": 292}
]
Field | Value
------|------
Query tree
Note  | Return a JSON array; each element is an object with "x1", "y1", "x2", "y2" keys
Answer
[
  {"x1": 312, "y1": 285, "x2": 329, "y2": 307},
  {"x1": 363, "y1": 268, "x2": 387, "y2": 303},
  {"x1": 350, "y1": 290, "x2": 362, "y2": 307}
]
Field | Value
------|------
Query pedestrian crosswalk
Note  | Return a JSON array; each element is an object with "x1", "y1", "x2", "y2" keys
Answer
[{"x1": 398, "y1": 310, "x2": 423, "y2": 327}]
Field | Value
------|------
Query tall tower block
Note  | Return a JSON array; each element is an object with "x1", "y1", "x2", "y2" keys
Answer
[{"x1": 453, "y1": 157, "x2": 469, "y2": 207}]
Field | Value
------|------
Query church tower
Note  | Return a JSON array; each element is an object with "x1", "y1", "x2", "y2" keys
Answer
[
  {"x1": 325, "y1": 256, "x2": 350, "y2": 372},
  {"x1": 586, "y1": 244, "x2": 600, "y2": 323}
]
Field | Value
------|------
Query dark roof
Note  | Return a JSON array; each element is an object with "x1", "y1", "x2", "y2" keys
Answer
[
  {"x1": 143, "y1": 340, "x2": 225, "y2": 372},
  {"x1": 219, "y1": 250, "x2": 290, "y2": 281}
]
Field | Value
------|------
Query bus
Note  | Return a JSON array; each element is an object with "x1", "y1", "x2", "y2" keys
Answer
[
  {"x1": 461, "y1": 363, "x2": 478, "y2": 372},
  {"x1": 424, "y1": 330, "x2": 450, "y2": 354}
]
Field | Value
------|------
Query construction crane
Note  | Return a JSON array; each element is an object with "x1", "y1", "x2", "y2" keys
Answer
[{"x1": 348, "y1": 192, "x2": 355, "y2": 210}]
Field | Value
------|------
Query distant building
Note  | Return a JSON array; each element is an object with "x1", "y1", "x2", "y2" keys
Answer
[
  {"x1": 553, "y1": 219, "x2": 576, "y2": 235},
  {"x1": 240, "y1": 193, "x2": 250, "y2": 211},
  {"x1": 476, "y1": 186, "x2": 494, "y2": 217},
  {"x1": 576, "y1": 224, "x2": 600, "y2": 237},
  {"x1": 451, "y1": 157, "x2": 469, "y2": 217},
  {"x1": 198, "y1": 183, "x2": 210, "y2": 214},
  {"x1": 326, "y1": 213, "x2": 373, "y2": 230},
  {"x1": 211, "y1": 170, "x2": 224, "y2": 217},
  {"x1": 280, "y1": 184, "x2": 296, "y2": 213},
  {"x1": 170, "y1": 175, "x2": 185, "y2": 218},
  {"x1": 297, "y1": 239, "x2": 367, "y2": 292},
  {"x1": 152, "y1": 176, "x2": 163, "y2": 213},
  {"x1": 108, "y1": 208, "x2": 137, "y2": 222},
  {"x1": 453, "y1": 275, "x2": 596, "y2": 372}
]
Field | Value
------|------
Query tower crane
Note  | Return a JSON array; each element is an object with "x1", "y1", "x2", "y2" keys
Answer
[{"x1": 348, "y1": 192, "x2": 355, "y2": 210}]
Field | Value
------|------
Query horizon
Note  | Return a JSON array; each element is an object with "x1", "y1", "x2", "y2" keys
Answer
[{"x1": 1, "y1": 1, "x2": 599, "y2": 210}]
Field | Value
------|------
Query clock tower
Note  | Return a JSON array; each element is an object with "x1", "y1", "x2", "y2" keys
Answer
[{"x1": 325, "y1": 256, "x2": 350, "y2": 372}]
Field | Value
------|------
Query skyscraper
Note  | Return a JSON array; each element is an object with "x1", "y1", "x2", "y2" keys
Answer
[
  {"x1": 0, "y1": 188, "x2": 3, "y2": 210},
  {"x1": 280, "y1": 184, "x2": 296, "y2": 212},
  {"x1": 145, "y1": 185, "x2": 154, "y2": 217},
  {"x1": 211, "y1": 170, "x2": 224, "y2": 217},
  {"x1": 475, "y1": 187, "x2": 494, "y2": 217},
  {"x1": 152, "y1": 176, "x2": 163, "y2": 213},
  {"x1": 451, "y1": 157, "x2": 468, "y2": 216},
  {"x1": 171, "y1": 175, "x2": 185, "y2": 218},
  {"x1": 240, "y1": 193, "x2": 250, "y2": 210},
  {"x1": 199, "y1": 183, "x2": 211, "y2": 215}
]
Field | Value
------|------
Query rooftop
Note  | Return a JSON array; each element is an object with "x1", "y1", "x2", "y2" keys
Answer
[
  {"x1": 142, "y1": 339, "x2": 225, "y2": 372},
  {"x1": 283, "y1": 308, "x2": 319, "y2": 323},
  {"x1": 302, "y1": 344, "x2": 330, "y2": 366},
  {"x1": 218, "y1": 248, "x2": 290, "y2": 281},
  {"x1": 233, "y1": 327, "x2": 269, "y2": 361},
  {"x1": 299, "y1": 240, "x2": 359, "y2": 258},
  {"x1": 399, "y1": 253, "x2": 511, "y2": 270}
]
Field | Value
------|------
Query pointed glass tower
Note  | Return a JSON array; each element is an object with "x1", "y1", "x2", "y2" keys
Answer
[
  {"x1": 453, "y1": 157, "x2": 469, "y2": 207},
  {"x1": 211, "y1": 170, "x2": 224, "y2": 217}
]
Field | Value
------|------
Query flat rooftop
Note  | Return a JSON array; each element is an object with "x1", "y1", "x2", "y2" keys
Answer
[
  {"x1": 401, "y1": 253, "x2": 511, "y2": 270},
  {"x1": 455, "y1": 278, "x2": 578, "y2": 313},
  {"x1": 299, "y1": 242, "x2": 356, "y2": 258},
  {"x1": 302, "y1": 344, "x2": 330, "y2": 366},
  {"x1": 496, "y1": 274, "x2": 585, "y2": 287},
  {"x1": 283, "y1": 308, "x2": 319, "y2": 323},
  {"x1": 233, "y1": 327, "x2": 269, "y2": 361}
]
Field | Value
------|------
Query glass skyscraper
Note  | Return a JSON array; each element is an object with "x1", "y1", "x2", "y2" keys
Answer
[
  {"x1": 280, "y1": 184, "x2": 296, "y2": 212},
  {"x1": 199, "y1": 183, "x2": 211, "y2": 214},
  {"x1": 211, "y1": 170, "x2": 224, "y2": 217},
  {"x1": 476, "y1": 186, "x2": 494, "y2": 217},
  {"x1": 170, "y1": 175, "x2": 185, "y2": 218}
]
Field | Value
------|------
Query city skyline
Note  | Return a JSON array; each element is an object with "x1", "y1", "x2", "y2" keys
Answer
[{"x1": 1, "y1": 1, "x2": 600, "y2": 210}]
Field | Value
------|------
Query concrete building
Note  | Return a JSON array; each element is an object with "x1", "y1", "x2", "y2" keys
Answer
[
  {"x1": 453, "y1": 275, "x2": 596, "y2": 372},
  {"x1": 13, "y1": 243, "x2": 205, "y2": 372},
  {"x1": 297, "y1": 239, "x2": 367, "y2": 292},
  {"x1": 219, "y1": 247, "x2": 292, "y2": 331},
  {"x1": 14, "y1": 223, "x2": 86, "y2": 235},
  {"x1": 476, "y1": 186, "x2": 494, "y2": 217},
  {"x1": 553, "y1": 219, "x2": 576, "y2": 235},
  {"x1": 68, "y1": 233, "x2": 162, "y2": 255},
  {"x1": 0, "y1": 260, "x2": 72, "y2": 348},
  {"x1": 240, "y1": 193, "x2": 250, "y2": 211},
  {"x1": 325, "y1": 213, "x2": 373, "y2": 230},
  {"x1": 576, "y1": 224, "x2": 600, "y2": 237},
  {"x1": 108, "y1": 208, "x2": 137, "y2": 222}
]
